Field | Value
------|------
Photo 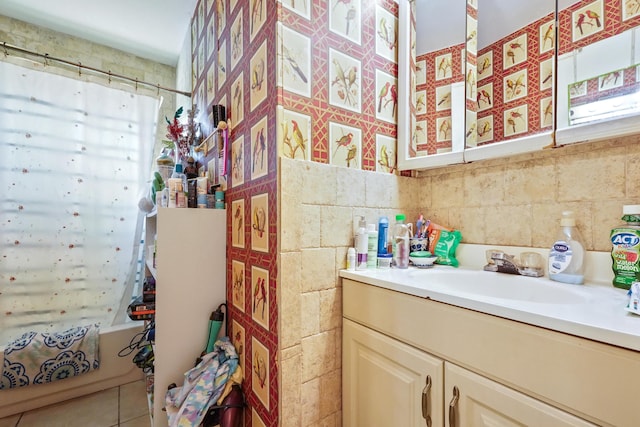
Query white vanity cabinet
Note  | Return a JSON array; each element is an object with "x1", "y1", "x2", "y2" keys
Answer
[
  {"x1": 343, "y1": 318, "x2": 444, "y2": 427},
  {"x1": 343, "y1": 278, "x2": 639, "y2": 427},
  {"x1": 343, "y1": 319, "x2": 594, "y2": 427},
  {"x1": 444, "y1": 363, "x2": 595, "y2": 427}
]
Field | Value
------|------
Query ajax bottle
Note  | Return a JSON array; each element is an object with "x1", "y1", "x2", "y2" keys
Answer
[
  {"x1": 548, "y1": 211, "x2": 585, "y2": 284},
  {"x1": 392, "y1": 214, "x2": 411, "y2": 269},
  {"x1": 610, "y1": 205, "x2": 640, "y2": 290}
]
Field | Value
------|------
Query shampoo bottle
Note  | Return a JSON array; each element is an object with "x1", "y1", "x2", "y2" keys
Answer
[
  {"x1": 377, "y1": 216, "x2": 389, "y2": 255},
  {"x1": 355, "y1": 216, "x2": 368, "y2": 271},
  {"x1": 548, "y1": 211, "x2": 585, "y2": 284}
]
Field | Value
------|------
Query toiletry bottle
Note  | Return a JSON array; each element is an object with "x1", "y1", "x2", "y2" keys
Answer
[
  {"x1": 610, "y1": 205, "x2": 640, "y2": 290},
  {"x1": 548, "y1": 211, "x2": 585, "y2": 284},
  {"x1": 367, "y1": 223, "x2": 378, "y2": 269},
  {"x1": 170, "y1": 163, "x2": 188, "y2": 208},
  {"x1": 355, "y1": 216, "x2": 368, "y2": 270},
  {"x1": 377, "y1": 216, "x2": 389, "y2": 255},
  {"x1": 392, "y1": 214, "x2": 410, "y2": 269},
  {"x1": 347, "y1": 247, "x2": 356, "y2": 271}
]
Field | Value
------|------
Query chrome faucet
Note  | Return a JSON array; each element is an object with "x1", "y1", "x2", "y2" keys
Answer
[{"x1": 483, "y1": 250, "x2": 544, "y2": 277}]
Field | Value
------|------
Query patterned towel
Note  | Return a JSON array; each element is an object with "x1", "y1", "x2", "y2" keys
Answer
[{"x1": 1, "y1": 324, "x2": 100, "y2": 389}]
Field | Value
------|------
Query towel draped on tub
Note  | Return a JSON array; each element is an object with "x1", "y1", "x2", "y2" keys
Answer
[{"x1": 0, "y1": 324, "x2": 100, "y2": 390}]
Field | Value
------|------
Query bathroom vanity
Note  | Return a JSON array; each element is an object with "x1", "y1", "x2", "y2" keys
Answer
[{"x1": 341, "y1": 267, "x2": 640, "y2": 427}]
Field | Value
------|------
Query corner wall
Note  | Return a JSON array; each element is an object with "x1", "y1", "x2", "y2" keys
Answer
[{"x1": 278, "y1": 157, "x2": 424, "y2": 425}]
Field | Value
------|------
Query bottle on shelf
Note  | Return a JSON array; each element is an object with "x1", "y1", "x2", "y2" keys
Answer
[{"x1": 168, "y1": 164, "x2": 187, "y2": 208}]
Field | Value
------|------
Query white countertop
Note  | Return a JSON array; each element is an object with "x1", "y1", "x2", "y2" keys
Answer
[{"x1": 340, "y1": 265, "x2": 640, "y2": 352}]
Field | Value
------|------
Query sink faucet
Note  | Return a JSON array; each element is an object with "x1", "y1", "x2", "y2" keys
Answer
[{"x1": 483, "y1": 250, "x2": 544, "y2": 277}]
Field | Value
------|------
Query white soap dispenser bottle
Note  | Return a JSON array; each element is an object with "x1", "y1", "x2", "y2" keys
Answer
[{"x1": 548, "y1": 211, "x2": 585, "y2": 284}]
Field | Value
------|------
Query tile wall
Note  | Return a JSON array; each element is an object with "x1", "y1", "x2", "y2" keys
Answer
[
  {"x1": 417, "y1": 133, "x2": 640, "y2": 252},
  {"x1": 279, "y1": 157, "x2": 423, "y2": 426},
  {"x1": 277, "y1": 130, "x2": 640, "y2": 424}
]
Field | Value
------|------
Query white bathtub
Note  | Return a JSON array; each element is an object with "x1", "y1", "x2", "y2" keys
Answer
[{"x1": 0, "y1": 321, "x2": 145, "y2": 418}]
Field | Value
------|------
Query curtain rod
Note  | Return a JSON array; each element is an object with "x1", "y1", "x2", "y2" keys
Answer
[{"x1": 2, "y1": 41, "x2": 192, "y2": 98}]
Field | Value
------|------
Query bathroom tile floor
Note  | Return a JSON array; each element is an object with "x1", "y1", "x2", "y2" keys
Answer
[{"x1": 0, "y1": 379, "x2": 150, "y2": 427}]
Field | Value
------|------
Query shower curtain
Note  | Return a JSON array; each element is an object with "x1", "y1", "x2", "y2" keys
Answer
[{"x1": 0, "y1": 61, "x2": 159, "y2": 345}]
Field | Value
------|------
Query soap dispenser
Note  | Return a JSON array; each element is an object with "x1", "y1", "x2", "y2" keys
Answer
[{"x1": 548, "y1": 211, "x2": 585, "y2": 284}]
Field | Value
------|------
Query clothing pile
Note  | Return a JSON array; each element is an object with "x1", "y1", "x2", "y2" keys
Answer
[{"x1": 165, "y1": 336, "x2": 243, "y2": 427}]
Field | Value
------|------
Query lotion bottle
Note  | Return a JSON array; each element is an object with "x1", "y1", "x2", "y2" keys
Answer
[
  {"x1": 548, "y1": 211, "x2": 585, "y2": 284},
  {"x1": 346, "y1": 248, "x2": 356, "y2": 271},
  {"x1": 355, "y1": 216, "x2": 368, "y2": 271}
]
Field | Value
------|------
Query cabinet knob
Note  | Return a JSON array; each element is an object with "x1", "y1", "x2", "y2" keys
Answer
[
  {"x1": 449, "y1": 385, "x2": 459, "y2": 427},
  {"x1": 421, "y1": 375, "x2": 432, "y2": 427}
]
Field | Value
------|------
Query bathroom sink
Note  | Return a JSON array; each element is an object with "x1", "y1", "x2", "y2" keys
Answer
[
  {"x1": 402, "y1": 268, "x2": 593, "y2": 304},
  {"x1": 340, "y1": 260, "x2": 637, "y2": 352}
]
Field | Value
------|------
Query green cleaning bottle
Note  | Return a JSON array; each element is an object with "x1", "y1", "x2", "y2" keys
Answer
[{"x1": 611, "y1": 205, "x2": 640, "y2": 290}]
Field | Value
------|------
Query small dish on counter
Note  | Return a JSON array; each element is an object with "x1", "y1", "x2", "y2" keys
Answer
[{"x1": 409, "y1": 251, "x2": 437, "y2": 268}]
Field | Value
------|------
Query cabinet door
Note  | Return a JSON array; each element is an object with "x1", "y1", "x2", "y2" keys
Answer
[
  {"x1": 343, "y1": 318, "x2": 444, "y2": 427},
  {"x1": 444, "y1": 363, "x2": 597, "y2": 427}
]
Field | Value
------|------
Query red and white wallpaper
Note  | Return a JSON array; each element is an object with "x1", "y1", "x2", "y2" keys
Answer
[
  {"x1": 415, "y1": 43, "x2": 465, "y2": 154},
  {"x1": 559, "y1": 0, "x2": 640, "y2": 113},
  {"x1": 559, "y1": 0, "x2": 640, "y2": 55},
  {"x1": 415, "y1": 0, "x2": 640, "y2": 149},
  {"x1": 189, "y1": 0, "x2": 399, "y2": 425},
  {"x1": 475, "y1": 12, "x2": 555, "y2": 145},
  {"x1": 277, "y1": 0, "x2": 399, "y2": 173}
]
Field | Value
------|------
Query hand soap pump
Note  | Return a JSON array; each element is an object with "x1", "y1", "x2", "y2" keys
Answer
[
  {"x1": 548, "y1": 211, "x2": 585, "y2": 284},
  {"x1": 355, "y1": 216, "x2": 368, "y2": 271}
]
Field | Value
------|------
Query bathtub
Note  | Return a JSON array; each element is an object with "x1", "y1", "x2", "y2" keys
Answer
[{"x1": 0, "y1": 321, "x2": 145, "y2": 418}]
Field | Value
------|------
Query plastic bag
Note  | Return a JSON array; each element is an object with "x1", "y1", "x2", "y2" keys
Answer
[{"x1": 428, "y1": 223, "x2": 462, "y2": 267}]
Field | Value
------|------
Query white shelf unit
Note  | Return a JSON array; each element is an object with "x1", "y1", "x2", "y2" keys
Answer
[{"x1": 144, "y1": 208, "x2": 226, "y2": 427}]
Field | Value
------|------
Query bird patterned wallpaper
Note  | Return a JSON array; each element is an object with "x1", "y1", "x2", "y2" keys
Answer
[
  {"x1": 474, "y1": 11, "x2": 555, "y2": 144},
  {"x1": 415, "y1": 0, "x2": 640, "y2": 150},
  {"x1": 560, "y1": 0, "x2": 640, "y2": 114},
  {"x1": 189, "y1": 0, "x2": 398, "y2": 425},
  {"x1": 414, "y1": 43, "x2": 466, "y2": 154}
]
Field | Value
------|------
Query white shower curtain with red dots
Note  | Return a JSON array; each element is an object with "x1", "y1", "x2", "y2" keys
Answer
[{"x1": 0, "y1": 60, "x2": 159, "y2": 345}]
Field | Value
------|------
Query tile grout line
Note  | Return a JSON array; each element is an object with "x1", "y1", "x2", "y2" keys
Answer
[{"x1": 117, "y1": 384, "x2": 121, "y2": 426}]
